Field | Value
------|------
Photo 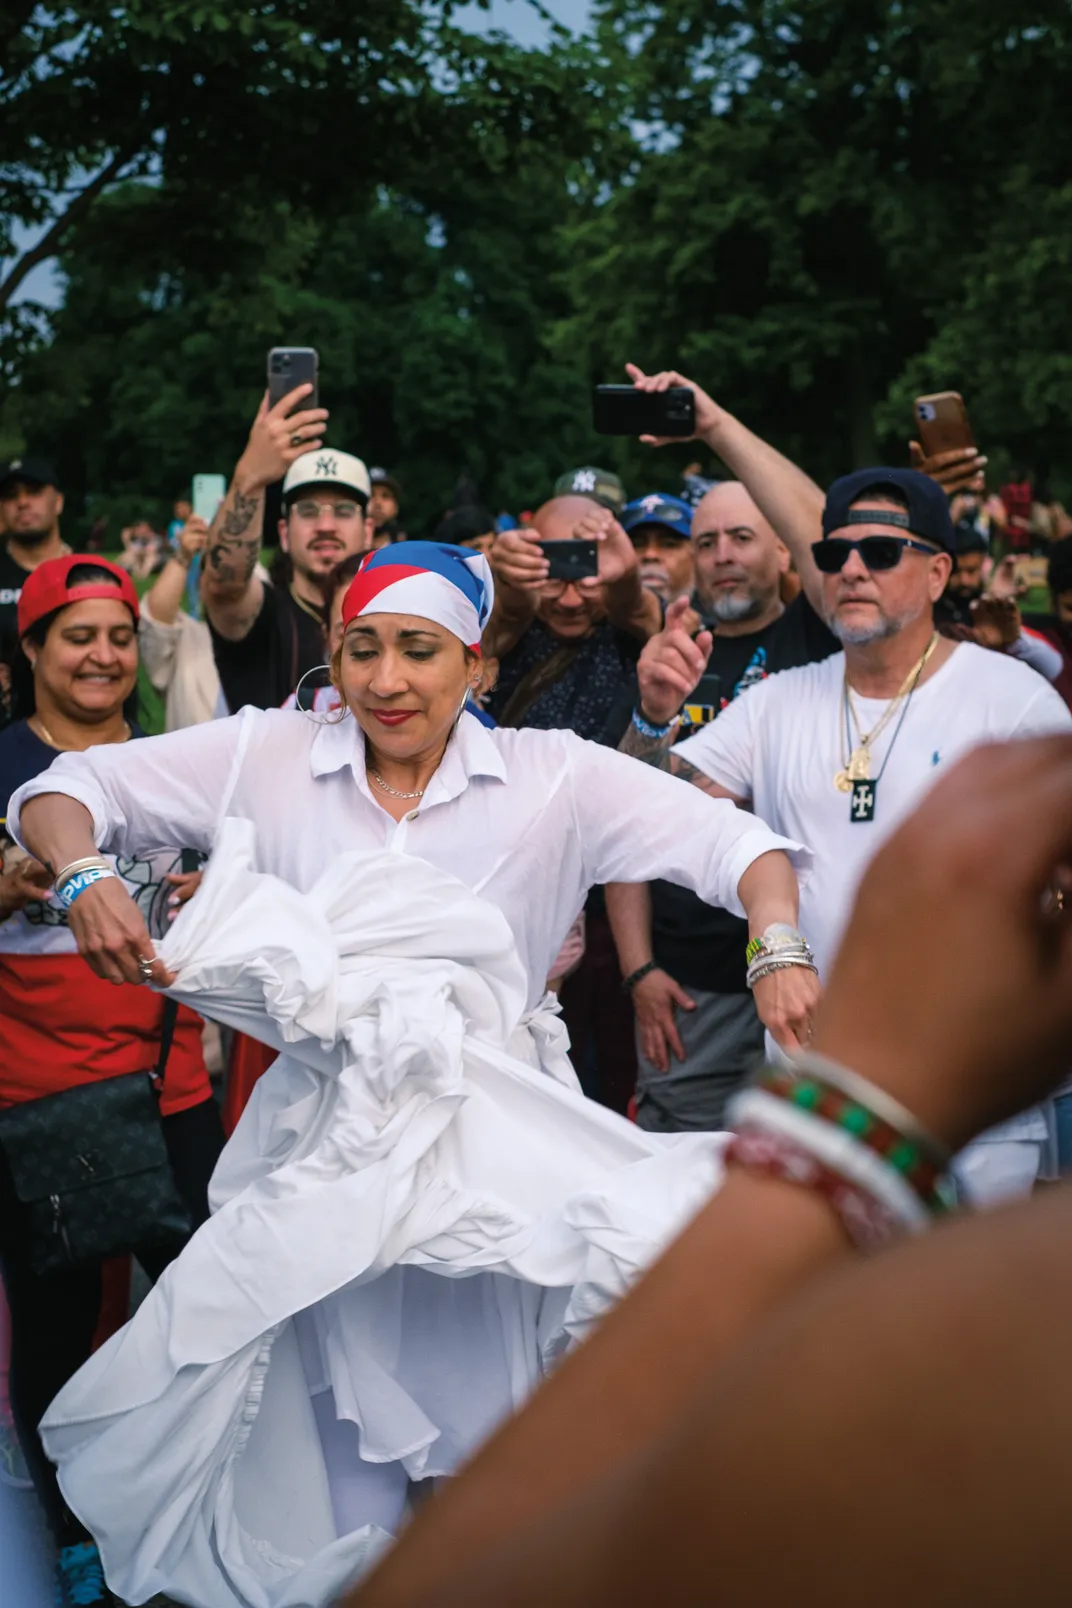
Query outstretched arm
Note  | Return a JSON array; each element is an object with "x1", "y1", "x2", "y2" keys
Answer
[{"x1": 627, "y1": 363, "x2": 827, "y2": 616}]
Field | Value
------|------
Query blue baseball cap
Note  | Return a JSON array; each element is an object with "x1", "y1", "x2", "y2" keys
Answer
[{"x1": 622, "y1": 493, "x2": 693, "y2": 539}]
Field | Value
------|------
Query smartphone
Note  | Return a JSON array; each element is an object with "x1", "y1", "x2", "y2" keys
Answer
[
  {"x1": 593, "y1": 385, "x2": 696, "y2": 437},
  {"x1": 268, "y1": 346, "x2": 319, "y2": 411},
  {"x1": 913, "y1": 392, "x2": 975, "y2": 458},
  {"x1": 538, "y1": 539, "x2": 599, "y2": 582},
  {"x1": 682, "y1": 671, "x2": 722, "y2": 728},
  {"x1": 191, "y1": 473, "x2": 227, "y2": 525}
]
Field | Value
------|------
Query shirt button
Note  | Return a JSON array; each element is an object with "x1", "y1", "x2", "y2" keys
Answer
[{"x1": 405, "y1": 809, "x2": 419, "y2": 821}]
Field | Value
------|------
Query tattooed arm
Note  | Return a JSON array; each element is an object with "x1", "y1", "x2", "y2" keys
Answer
[
  {"x1": 618, "y1": 717, "x2": 745, "y2": 802},
  {"x1": 200, "y1": 478, "x2": 266, "y2": 641},
  {"x1": 201, "y1": 384, "x2": 330, "y2": 642}
]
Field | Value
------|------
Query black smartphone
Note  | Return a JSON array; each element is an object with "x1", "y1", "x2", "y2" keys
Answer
[
  {"x1": 538, "y1": 539, "x2": 599, "y2": 582},
  {"x1": 268, "y1": 346, "x2": 319, "y2": 411},
  {"x1": 682, "y1": 671, "x2": 722, "y2": 727},
  {"x1": 593, "y1": 384, "x2": 696, "y2": 437}
]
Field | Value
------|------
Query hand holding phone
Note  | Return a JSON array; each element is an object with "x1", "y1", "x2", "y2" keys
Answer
[
  {"x1": 268, "y1": 347, "x2": 319, "y2": 411},
  {"x1": 537, "y1": 539, "x2": 599, "y2": 582},
  {"x1": 594, "y1": 385, "x2": 696, "y2": 438},
  {"x1": 237, "y1": 375, "x2": 330, "y2": 493}
]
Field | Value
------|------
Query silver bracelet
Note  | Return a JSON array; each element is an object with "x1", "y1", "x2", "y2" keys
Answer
[
  {"x1": 746, "y1": 955, "x2": 818, "y2": 988},
  {"x1": 52, "y1": 855, "x2": 111, "y2": 893}
]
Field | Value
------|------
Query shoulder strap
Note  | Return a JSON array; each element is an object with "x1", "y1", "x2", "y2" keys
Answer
[{"x1": 154, "y1": 998, "x2": 180, "y2": 1089}]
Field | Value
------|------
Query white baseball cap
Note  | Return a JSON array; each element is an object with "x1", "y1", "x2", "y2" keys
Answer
[{"x1": 282, "y1": 449, "x2": 371, "y2": 508}]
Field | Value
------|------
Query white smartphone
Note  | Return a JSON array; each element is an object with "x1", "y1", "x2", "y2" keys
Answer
[{"x1": 192, "y1": 473, "x2": 227, "y2": 525}]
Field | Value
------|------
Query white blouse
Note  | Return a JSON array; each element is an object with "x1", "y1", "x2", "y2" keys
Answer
[{"x1": 10, "y1": 708, "x2": 808, "y2": 1011}]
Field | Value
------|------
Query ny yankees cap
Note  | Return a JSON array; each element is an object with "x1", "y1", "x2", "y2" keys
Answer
[
  {"x1": 622, "y1": 493, "x2": 693, "y2": 539},
  {"x1": 282, "y1": 449, "x2": 371, "y2": 509},
  {"x1": 822, "y1": 467, "x2": 956, "y2": 555},
  {"x1": 0, "y1": 455, "x2": 60, "y2": 494},
  {"x1": 18, "y1": 554, "x2": 139, "y2": 638},
  {"x1": 552, "y1": 465, "x2": 626, "y2": 516}
]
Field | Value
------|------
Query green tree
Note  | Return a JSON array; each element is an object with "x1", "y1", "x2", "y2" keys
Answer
[{"x1": 557, "y1": 0, "x2": 1072, "y2": 485}]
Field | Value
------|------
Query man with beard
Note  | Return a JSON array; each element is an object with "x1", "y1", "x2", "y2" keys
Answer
[
  {"x1": 615, "y1": 363, "x2": 1071, "y2": 1203},
  {"x1": 606, "y1": 481, "x2": 836, "y2": 1132},
  {"x1": 201, "y1": 388, "x2": 372, "y2": 710},
  {"x1": 622, "y1": 494, "x2": 695, "y2": 605},
  {"x1": 0, "y1": 457, "x2": 70, "y2": 655}
]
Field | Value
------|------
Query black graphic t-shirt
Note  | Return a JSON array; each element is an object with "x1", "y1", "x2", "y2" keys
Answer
[{"x1": 602, "y1": 592, "x2": 839, "y2": 995}]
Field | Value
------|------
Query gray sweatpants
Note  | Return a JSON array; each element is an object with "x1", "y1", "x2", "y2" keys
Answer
[{"x1": 634, "y1": 987, "x2": 764, "y2": 1133}]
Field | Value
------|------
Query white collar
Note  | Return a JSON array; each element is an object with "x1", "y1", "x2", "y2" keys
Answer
[{"x1": 310, "y1": 708, "x2": 506, "y2": 809}]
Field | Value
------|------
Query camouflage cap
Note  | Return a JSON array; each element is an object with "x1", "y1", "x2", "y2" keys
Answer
[{"x1": 552, "y1": 465, "x2": 626, "y2": 516}]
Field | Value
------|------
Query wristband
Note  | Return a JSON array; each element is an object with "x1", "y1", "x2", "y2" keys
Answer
[
  {"x1": 621, "y1": 960, "x2": 658, "y2": 993},
  {"x1": 631, "y1": 706, "x2": 679, "y2": 740},
  {"x1": 56, "y1": 864, "x2": 117, "y2": 909}
]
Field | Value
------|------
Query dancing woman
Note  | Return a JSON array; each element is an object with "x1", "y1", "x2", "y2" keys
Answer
[{"x1": 10, "y1": 543, "x2": 818, "y2": 1608}]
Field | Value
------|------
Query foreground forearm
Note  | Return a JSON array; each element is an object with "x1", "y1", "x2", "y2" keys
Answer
[
  {"x1": 16, "y1": 795, "x2": 99, "y2": 875},
  {"x1": 353, "y1": 1171, "x2": 846, "y2": 1608}
]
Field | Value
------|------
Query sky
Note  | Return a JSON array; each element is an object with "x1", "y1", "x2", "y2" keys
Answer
[{"x1": 5, "y1": 0, "x2": 594, "y2": 310}]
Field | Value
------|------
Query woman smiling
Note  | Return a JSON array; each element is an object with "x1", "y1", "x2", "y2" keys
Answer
[{"x1": 8, "y1": 543, "x2": 817, "y2": 1608}]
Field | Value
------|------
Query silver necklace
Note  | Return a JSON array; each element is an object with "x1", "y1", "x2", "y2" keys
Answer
[{"x1": 369, "y1": 768, "x2": 425, "y2": 800}]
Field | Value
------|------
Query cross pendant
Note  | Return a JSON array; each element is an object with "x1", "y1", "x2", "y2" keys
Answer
[{"x1": 850, "y1": 779, "x2": 877, "y2": 822}]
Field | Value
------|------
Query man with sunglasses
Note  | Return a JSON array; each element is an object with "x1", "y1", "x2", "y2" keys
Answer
[
  {"x1": 201, "y1": 388, "x2": 372, "y2": 710},
  {"x1": 617, "y1": 365, "x2": 1071, "y2": 1201}
]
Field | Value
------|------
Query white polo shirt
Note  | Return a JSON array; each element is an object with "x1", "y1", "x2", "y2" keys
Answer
[
  {"x1": 675, "y1": 641, "x2": 1072, "y2": 983},
  {"x1": 10, "y1": 707, "x2": 807, "y2": 1013}
]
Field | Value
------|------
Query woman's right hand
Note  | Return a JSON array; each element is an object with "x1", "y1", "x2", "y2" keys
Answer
[{"x1": 66, "y1": 877, "x2": 174, "y2": 987}]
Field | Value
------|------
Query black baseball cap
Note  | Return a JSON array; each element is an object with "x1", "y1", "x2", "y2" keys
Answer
[
  {"x1": 0, "y1": 455, "x2": 60, "y2": 494},
  {"x1": 822, "y1": 467, "x2": 956, "y2": 555}
]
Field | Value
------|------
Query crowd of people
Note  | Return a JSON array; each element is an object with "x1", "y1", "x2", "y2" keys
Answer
[{"x1": 0, "y1": 365, "x2": 1070, "y2": 1608}]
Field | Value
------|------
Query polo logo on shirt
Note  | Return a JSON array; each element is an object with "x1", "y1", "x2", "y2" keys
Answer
[{"x1": 931, "y1": 750, "x2": 941, "y2": 766}]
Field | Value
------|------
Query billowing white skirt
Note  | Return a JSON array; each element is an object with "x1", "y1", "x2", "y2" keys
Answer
[{"x1": 41, "y1": 820, "x2": 725, "y2": 1607}]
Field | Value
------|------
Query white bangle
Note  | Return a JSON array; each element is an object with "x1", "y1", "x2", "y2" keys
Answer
[{"x1": 726, "y1": 1087, "x2": 931, "y2": 1233}]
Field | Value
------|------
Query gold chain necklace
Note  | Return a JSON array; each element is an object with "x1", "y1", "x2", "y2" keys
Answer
[
  {"x1": 29, "y1": 716, "x2": 131, "y2": 751},
  {"x1": 834, "y1": 633, "x2": 939, "y2": 793}
]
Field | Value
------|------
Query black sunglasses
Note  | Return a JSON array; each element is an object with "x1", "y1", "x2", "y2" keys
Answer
[{"x1": 813, "y1": 535, "x2": 941, "y2": 574}]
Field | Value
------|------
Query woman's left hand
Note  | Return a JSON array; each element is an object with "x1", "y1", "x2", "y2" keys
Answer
[
  {"x1": 165, "y1": 869, "x2": 203, "y2": 921},
  {"x1": 751, "y1": 964, "x2": 822, "y2": 1053}
]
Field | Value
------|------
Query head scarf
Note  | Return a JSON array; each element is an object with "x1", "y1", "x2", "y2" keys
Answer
[{"x1": 340, "y1": 541, "x2": 494, "y2": 653}]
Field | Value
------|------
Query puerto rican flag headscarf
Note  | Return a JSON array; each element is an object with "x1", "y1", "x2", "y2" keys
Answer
[{"x1": 340, "y1": 542, "x2": 494, "y2": 653}]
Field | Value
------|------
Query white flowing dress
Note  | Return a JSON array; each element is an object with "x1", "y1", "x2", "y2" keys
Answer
[{"x1": 9, "y1": 710, "x2": 808, "y2": 1608}]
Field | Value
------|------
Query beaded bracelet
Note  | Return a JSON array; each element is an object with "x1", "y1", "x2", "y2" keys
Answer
[
  {"x1": 727, "y1": 1126, "x2": 903, "y2": 1251},
  {"x1": 747, "y1": 1063, "x2": 949, "y2": 1214},
  {"x1": 621, "y1": 960, "x2": 658, "y2": 994}
]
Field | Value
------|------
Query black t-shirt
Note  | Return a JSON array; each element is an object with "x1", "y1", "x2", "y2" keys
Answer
[
  {"x1": 638, "y1": 592, "x2": 838, "y2": 994},
  {"x1": 0, "y1": 545, "x2": 31, "y2": 665},
  {"x1": 209, "y1": 582, "x2": 326, "y2": 712}
]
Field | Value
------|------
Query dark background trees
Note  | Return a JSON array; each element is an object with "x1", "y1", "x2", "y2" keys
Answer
[{"x1": 3, "y1": 0, "x2": 1071, "y2": 539}]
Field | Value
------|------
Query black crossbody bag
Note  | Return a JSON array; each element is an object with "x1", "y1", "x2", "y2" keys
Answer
[{"x1": 0, "y1": 1000, "x2": 193, "y2": 1275}]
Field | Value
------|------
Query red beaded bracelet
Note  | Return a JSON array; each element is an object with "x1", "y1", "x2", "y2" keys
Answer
[{"x1": 727, "y1": 1125, "x2": 903, "y2": 1252}]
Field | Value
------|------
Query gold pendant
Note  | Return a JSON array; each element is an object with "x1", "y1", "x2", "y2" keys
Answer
[{"x1": 834, "y1": 746, "x2": 871, "y2": 793}]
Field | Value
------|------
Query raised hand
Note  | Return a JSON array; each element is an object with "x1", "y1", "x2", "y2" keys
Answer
[
  {"x1": 235, "y1": 385, "x2": 330, "y2": 492},
  {"x1": 636, "y1": 595, "x2": 713, "y2": 726},
  {"x1": 625, "y1": 362, "x2": 723, "y2": 447}
]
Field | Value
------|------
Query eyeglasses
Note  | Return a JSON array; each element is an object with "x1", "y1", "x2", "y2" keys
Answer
[
  {"x1": 813, "y1": 535, "x2": 941, "y2": 574},
  {"x1": 292, "y1": 499, "x2": 362, "y2": 522}
]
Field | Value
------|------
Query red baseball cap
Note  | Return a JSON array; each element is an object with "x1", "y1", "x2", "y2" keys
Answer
[{"x1": 17, "y1": 554, "x2": 140, "y2": 639}]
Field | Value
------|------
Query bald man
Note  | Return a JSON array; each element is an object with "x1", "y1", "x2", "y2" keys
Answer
[
  {"x1": 484, "y1": 494, "x2": 660, "y2": 739},
  {"x1": 606, "y1": 482, "x2": 839, "y2": 1133}
]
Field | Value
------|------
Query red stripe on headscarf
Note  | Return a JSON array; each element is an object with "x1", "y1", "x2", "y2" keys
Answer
[{"x1": 340, "y1": 563, "x2": 427, "y2": 627}]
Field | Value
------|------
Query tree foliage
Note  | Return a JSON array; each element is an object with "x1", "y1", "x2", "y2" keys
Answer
[{"x1": 5, "y1": 0, "x2": 1072, "y2": 535}]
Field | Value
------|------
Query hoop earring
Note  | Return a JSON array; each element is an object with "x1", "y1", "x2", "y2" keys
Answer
[{"x1": 293, "y1": 663, "x2": 350, "y2": 723}]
